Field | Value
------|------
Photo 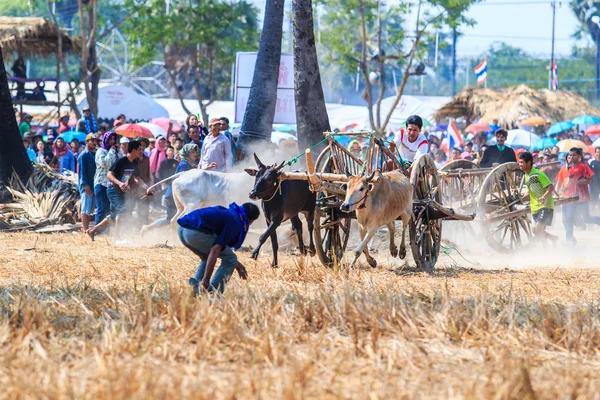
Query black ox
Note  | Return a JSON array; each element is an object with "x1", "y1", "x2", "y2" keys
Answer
[{"x1": 245, "y1": 154, "x2": 316, "y2": 267}]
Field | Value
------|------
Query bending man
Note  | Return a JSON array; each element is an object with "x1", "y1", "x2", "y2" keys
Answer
[{"x1": 178, "y1": 202, "x2": 260, "y2": 295}]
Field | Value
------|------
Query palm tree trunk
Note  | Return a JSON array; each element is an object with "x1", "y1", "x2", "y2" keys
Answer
[
  {"x1": 0, "y1": 47, "x2": 33, "y2": 202},
  {"x1": 292, "y1": 0, "x2": 331, "y2": 155},
  {"x1": 237, "y1": 0, "x2": 285, "y2": 157}
]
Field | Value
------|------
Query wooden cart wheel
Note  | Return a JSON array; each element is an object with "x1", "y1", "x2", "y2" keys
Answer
[
  {"x1": 313, "y1": 148, "x2": 352, "y2": 268},
  {"x1": 409, "y1": 155, "x2": 442, "y2": 271},
  {"x1": 439, "y1": 159, "x2": 478, "y2": 172},
  {"x1": 477, "y1": 162, "x2": 534, "y2": 252}
]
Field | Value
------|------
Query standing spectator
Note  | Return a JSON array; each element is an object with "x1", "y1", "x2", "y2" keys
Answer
[
  {"x1": 77, "y1": 106, "x2": 98, "y2": 134},
  {"x1": 446, "y1": 148, "x2": 462, "y2": 165},
  {"x1": 97, "y1": 123, "x2": 109, "y2": 142},
  {"x1": 22, "y1": 134, "x2": 36, "y2": 162},
  {"x1": 31, "y1": 79, "x2": 46, "y2": 101},
  {"x1": 35, "y1": 140, "x2": 53, "y2": 165},
  {"x1": 118, "y1": 137, "x2": 129, "y2": 158},
  {"x1": 46, "y1": 129, "x2": 56, "y2": 147},
  {"x1": 219, "y1": 117, "x2": 236, "y2": 164},
  {"x1": 158, "y1": 146, "x2": 178, "y2": 181},
  {"x1": 58, "y1": 114, "x2": 70, "y2": 134},
  {"x1": 185, "y1": 126, "x2": 202, "y2": 148},
  {"x1": 434, "y1": 150, "x2": 446, "y2": 169},
  {"x1": 174, "y1": 138, "x2": 184, "y2": 152},
  {"x1": 200, "y1": 118, "x2": 233, "y2": 172},
  {"x1": 11, "y1": 57, "x2": 26, "y2": 99},
  {"x1": 184, "y1": 114, "x2": 207, "y2": 145},
  {"x1": 150, "y1": 136, "x2": 168, "y2": 180},
  {"x1": 87, "y1": 141, "x2": 154, "y2": 240},
  {"x1": 52, "y1": 137, "x2": 75, "y2": 173},
  {"x1": 133, "y1": 137, "x2": 153, "y2": 225},
  {"x1": 179, "y1": 202, "x2": 260, "y2": 295},
  {"x1": 95, "y1": 131, "x2": 119, "y2": 229},
  {"x1": 78, "y1": 134, "x2": 97, "y2": 233},
  {"x1": 590, "y1": 147, "x2": 600, "y2": 214},
  {"x1": 556, "y1": 148, "x2": 600, "y2": 244},
  {"x1": 70, "y1": 139, "x2": 82, "y2": 159},
  {"x1": 541, "y1": 153, "x2": 560, "y2": 183},
  {"x1": 169, "y1": 132, "x2": 179, "y2": 148},
  {"x1": 115, "y1": 114, "x2": 126, "y2": 127},
  {"x1": 479, "y1": 129, "x2": 517, "y2": 168},
  {"x1": 19, "y1": 114, "x2": 32, "y2": 137}
]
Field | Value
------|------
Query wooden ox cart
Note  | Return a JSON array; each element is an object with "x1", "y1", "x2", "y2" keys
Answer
[{"x1": 280, "y1": 132, "x2": 475, "y2": 270}]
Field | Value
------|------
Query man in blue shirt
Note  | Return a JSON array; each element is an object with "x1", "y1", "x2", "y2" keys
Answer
[
  {"x1": 78, "y1": 134, "x2": 97, "y2": 233},
  {"x1": 178, "y1": 202, "x2": 260, "y2": 294}
]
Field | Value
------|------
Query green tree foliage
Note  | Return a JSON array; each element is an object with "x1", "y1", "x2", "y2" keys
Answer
[
  {"x1": 317, "y1": 0, "x2": 479, "y2": 132},
  {"x1": 123, "y1": 0, "x2": 259, "y2": 124}
]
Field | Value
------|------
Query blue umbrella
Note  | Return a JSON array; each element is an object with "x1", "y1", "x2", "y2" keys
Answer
[
  {"x1": 59, "y1": 131, "x2": 89, "y2": 143},
  {"x1": 572, "y1": 115, "x2": 600, "y2": 125},
  {"x1": 531, "y1": 137, "x2": 558, "y2": 151},
  {"x1": 547, "y1": 121, "x2": 574, "y2": 137},
  {"x1": 273, "y1": 124, "x2": 297, "y2": 134}
]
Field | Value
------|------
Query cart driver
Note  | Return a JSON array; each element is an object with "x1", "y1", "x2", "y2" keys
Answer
[{"x1": 388, "y1": 115, "x2": 428, "y2": 172}]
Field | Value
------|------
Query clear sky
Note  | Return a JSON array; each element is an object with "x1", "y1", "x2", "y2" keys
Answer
[
  {"x1": 457, "y1": 0, "x2": 584, "y2": 58},
  {"x1": 250, "y1": 0, "x2": 587, "y2": 59}
]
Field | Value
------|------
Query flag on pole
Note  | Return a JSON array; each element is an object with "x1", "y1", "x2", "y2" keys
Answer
[
  {"x1": 551, "y1": 62, "x2": 558, "y2": 90},
  {"x1": 474, "y1": 59, "x2": 488, "y2": 86},
  {"x1": 447, "y1": 121, "x2": 464, "y2": 149}
]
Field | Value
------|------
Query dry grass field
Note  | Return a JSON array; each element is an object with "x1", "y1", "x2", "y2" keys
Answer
[{"x1": 1, "y1": 229, "x2": 600, "y2": 399}]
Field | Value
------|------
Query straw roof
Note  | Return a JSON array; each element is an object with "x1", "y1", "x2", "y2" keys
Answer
[
  {"x1": 433, "y1": 87, "x2": 501, "y2": 121},
  {"x1": 0, "y1": 17, "x2": 80, "y2": 59},
  {"x1": 435, "y1": 85, "x2": 600, "y2": 128}
]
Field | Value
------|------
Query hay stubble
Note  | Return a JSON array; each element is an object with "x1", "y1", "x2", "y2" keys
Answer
[{"x1": 0, "y1": 232, "x2": 599, "y2": 399}]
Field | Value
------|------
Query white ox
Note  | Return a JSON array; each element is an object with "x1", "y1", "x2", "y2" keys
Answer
[
  {"x1": 141, "y1": 170, "x2": 254, "y2": 235},
  {"x1": 340, "y1": 170, "x2": 413, "y2": 268}
]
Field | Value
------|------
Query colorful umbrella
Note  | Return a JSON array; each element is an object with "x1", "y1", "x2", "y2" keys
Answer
[
  {"x1": 274, "y1": 124, "x2": 298, "y2": 133},
  {"x1": 557, "y1": 139, "x2": 587, "y2": 152},
  {"x1": 593, "y1": 137, "x2": 600, "y2": 147},
  {"x1": 138, "y1": 122, "x2": 168, "y2": 138},
  {"x1": 572, "y1": 115, "x2": 600, "y2": 125},
  {"x1": 547, "y1": 121, "x2": 574, "y2": 136},
  {"x1": 586, "y1": 124, "x2": 600, "y2": 136},
  {"x1": 506, "y1": 129, "x2": 540, "y2": 150},
  {"x1": 465, "y1": 123, "x2": 491, "y2": 134},
  {"x1": 531, "y1": 137, "x2": 558, "y2": 151},
  {"x1": 520, "y1": 116, "x2": 546, "y2": 126},
  {"x1": 149, "y1": 117, "x2": 182, "y2": 133},
  {"x1": 58, "y1": 131, "x2": 89, "y2": 143},
  {"x1": 115, "y1": 123, "x2": 154, "y2": 139}
]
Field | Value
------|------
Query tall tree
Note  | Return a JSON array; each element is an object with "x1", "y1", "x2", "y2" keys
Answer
[
  {"x1": 237, "y1": 0, "x2": 285, "y2": 157},
  {"x1": 0, "y1": 47, "x2": 33, "y2": 202},
  {"x1": 293, "y1": 0, "x2": 331, "y2": 152}
]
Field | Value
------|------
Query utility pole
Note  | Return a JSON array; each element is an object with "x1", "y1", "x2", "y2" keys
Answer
[
  {"x1": 452, "y1": 27, "x2": 457, "y2": 95},
  {"x1": 549, "y1": 0, "x2": 556, "y2": 90}
]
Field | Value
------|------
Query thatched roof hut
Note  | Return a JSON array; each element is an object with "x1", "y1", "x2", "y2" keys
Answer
[
  {"x1": 434, "y1": 85, "x2": 600, "y2": 128},
  {"x1": 0, "y1": 17, "x2": 80, "y2": 59},
  {"x1": 433, "y1": 87, "x2": 500, "y2": 123}
]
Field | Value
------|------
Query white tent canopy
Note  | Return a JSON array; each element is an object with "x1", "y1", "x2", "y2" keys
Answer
[{"x1": 78, "y1": 85, "x2": 169, "y2": 121}]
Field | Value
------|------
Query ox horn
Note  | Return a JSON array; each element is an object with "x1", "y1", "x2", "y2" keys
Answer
[
  {"x1": 365, "y1": 171, "x2": 377, "y2": 182},
  {"x1": 275, "y1": 160, "x2": 286, "y2": 171},
  {"x1": 253, "y1": 153, "x2": 265, "y2": 169}
]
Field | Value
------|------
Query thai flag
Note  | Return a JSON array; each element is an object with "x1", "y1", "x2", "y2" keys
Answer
[
  {"x1": 447, "y1": 121, "x2": 464, "y2": 149},
  {"x1": 474, "y1": 59, "x2": 487, "y2": 86},
  {"x1": 551, "y1": 62, "x2": 558, "y2": 90}
]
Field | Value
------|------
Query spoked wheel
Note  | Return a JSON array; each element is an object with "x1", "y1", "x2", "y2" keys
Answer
[
  {"x1": 409, "y1": 155, "x2": 442, "y2": 271},
  {"x1": 477, "y1": 162, "x2": 534, "y2": 252},
  {"x1": 313, "y1": 148, "x2": 352, "y2": 268}
]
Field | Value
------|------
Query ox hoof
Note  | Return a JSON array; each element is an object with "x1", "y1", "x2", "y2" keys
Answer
[
  {"x1": 308, "y1": 246, "x2": 316, "y2": 257},
  {"x1": 250, "y1": 251, "x2": 259, "y2": 261},
  {"x1": 399, "y1": 248, "x2": 407, "y2": 260},
  {"x1": 390, "y1": 247, "x2": 399, "y2": 258},
  {"x1": 271, "y1": 262, "x2": 279, "y2": 268},
  {"x1": 299, "y1": 246, "x2": 307, "y2": 256},
  {"x1": 367, "y1": 258, "x2": 377, "y2": 268}
]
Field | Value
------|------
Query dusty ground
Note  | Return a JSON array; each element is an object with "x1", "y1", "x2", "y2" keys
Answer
[{"x1": 0, "y1": 226, "x2": 599, "y2": 399}]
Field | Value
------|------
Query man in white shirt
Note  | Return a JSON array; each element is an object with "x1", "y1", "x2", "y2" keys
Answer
[
  {"x1": 200, "y1": 118, "x2": 233, "y2": 172},
  {"x1": 396, "y1": 115, "x2": 429, "y2": 164}
]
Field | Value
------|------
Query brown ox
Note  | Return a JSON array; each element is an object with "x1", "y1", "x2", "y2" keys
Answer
[{"x1": 340, "y1": 170, "x2": 413, "y2": 268}]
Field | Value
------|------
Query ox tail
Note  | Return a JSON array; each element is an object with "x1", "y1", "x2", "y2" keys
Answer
[{"x1": 140, "y1": 172, "x2": 184, "y2": 199}]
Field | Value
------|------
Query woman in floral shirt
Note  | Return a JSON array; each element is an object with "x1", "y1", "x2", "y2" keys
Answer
[{"x1": 94, "y1": 131, "x2": 118, "y2": 227}]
